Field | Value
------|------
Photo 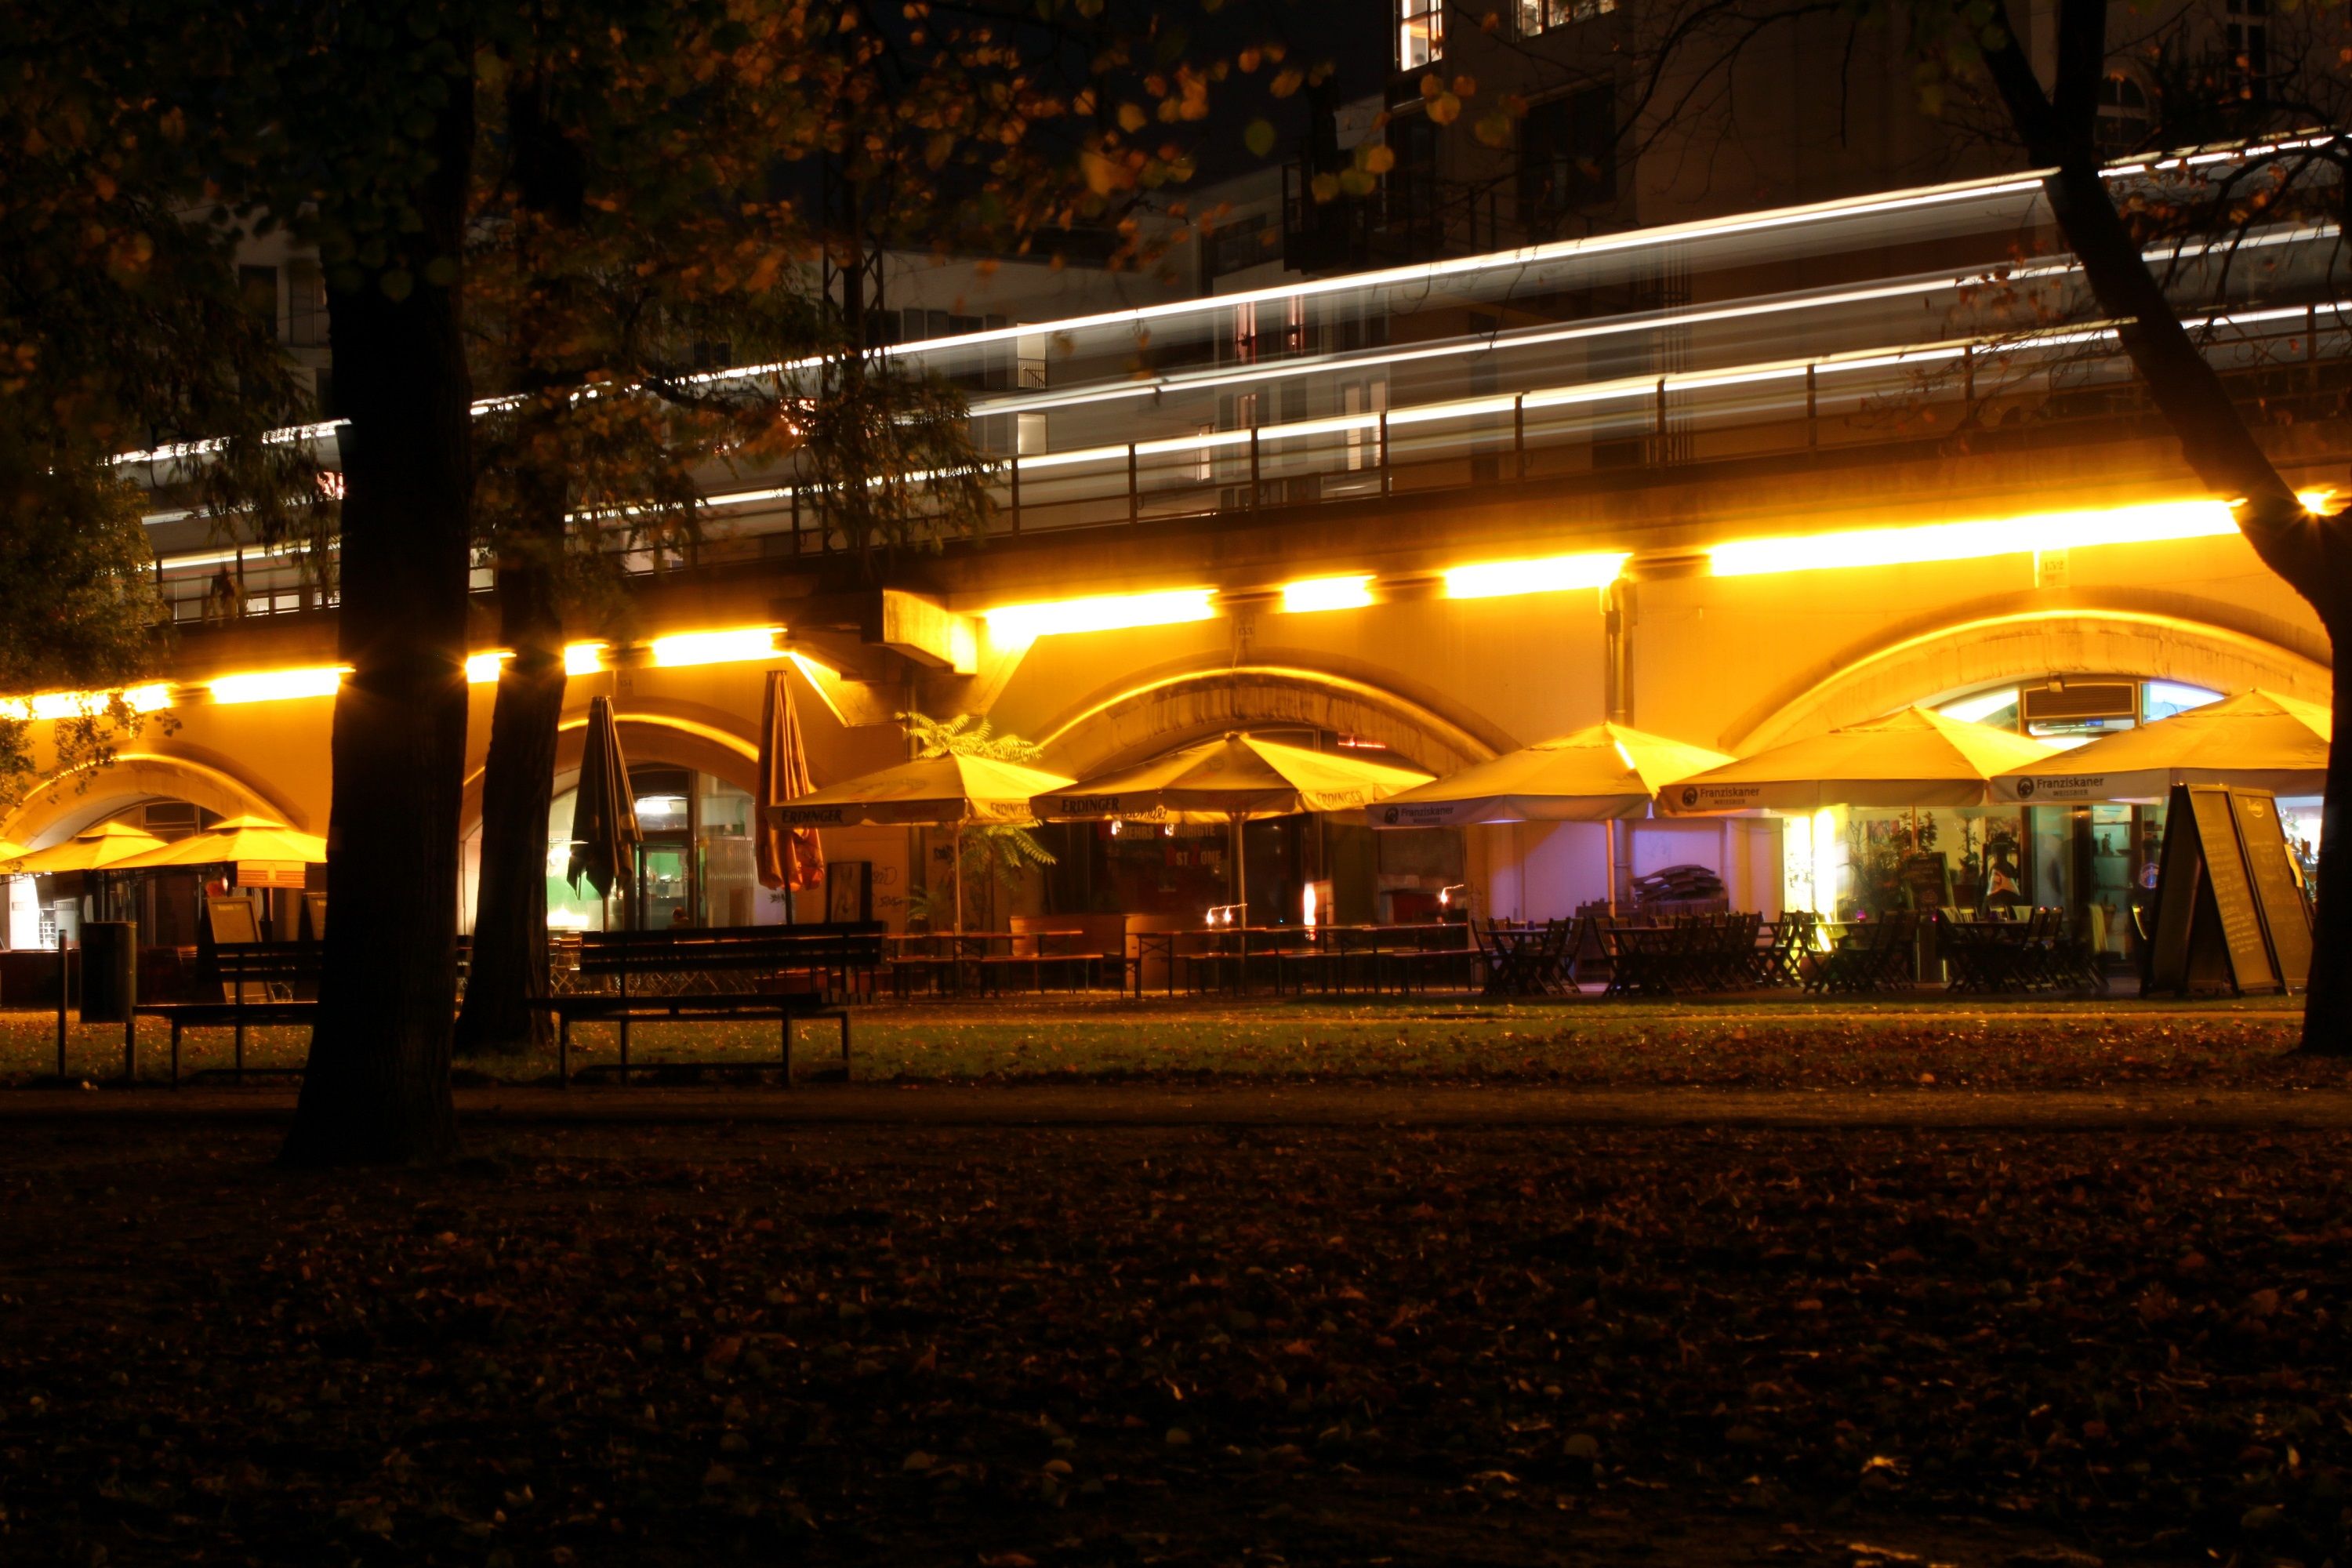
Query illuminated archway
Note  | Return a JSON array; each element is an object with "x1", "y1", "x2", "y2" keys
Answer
[
  {"x1": 1726, "y1": 604, "x2": 2332, "y2": 752},
  {"x1": 458, "y1": 706, "x2": 760, "y2": 833},
  {"x1": 1035, "y1": 662, "x2": 1505, "y2": 778},
  {"x1": 2, "y1": 752, "x2": 296, "y2": 849}
]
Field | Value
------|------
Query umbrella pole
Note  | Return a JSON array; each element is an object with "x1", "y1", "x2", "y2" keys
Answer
[
  {"x1": 1606, "y1": 820, "x2": 1618, "y2": 918},
  {"x1": 1232, "y1": 816, "x2": 1245, "y2": 920},
  {"x1": 954, "y1": 822, "x2": 964, "y2": 938}
]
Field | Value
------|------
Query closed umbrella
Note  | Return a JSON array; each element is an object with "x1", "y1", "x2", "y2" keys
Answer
[
  {"x1": 1033, "y1": 732, "x2": 1432, "y2": 919},
  {"x1": 1991, "y1": 688, "x2": 2330, "y2": 803},
  {"x1": 767, "y1": 751, "x2": 1075, "y2": 935},
  {"x1": 1366, "y1": 722, "x2": 1732, "y2": 826},
  {"x1": 568, "y1": 695, "x2": 641, "y2": 920},
  {"x1": 108, "y1": 815, "x2": 327, "y2": 886},
  {"x1": 1659, "y1": 706, "x2": 2061, "y2": 815},
  {"x1": 755, "y1": 670, "x2": 826, "y2": 920}
]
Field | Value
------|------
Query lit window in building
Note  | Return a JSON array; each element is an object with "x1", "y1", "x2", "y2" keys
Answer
[
  {"x1": 1939, "y1": 685, "x2": 2021, "y2": 730},
  {"x1": 2096, "y1": 73, "x2": 2151, "y2": 158},
  {"x1": 1518, "y1": 0, "x2": 1617, "y2": 38},
  {"x1": 1398, "y1": 0, "x2": 1443, "y2": 71},
  {"x1": 1229, "y1": 302, "x2": 1259, "y2": 366},
  {"x1": 2143, "y1": 680, "x2": 2224, "y2": 723}
]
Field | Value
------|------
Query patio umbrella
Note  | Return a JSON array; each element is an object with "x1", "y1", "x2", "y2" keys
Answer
[
  {"x1": 567, "y1": 695, "x2": 641, "y2": 915},
  {"x1": 754, "y1": 670, "x2": 826, "y2": 920},
  {"x1": 1658, "y1": 706, "x2": 2061, "y2": 815},
  {"x1": 107, "y1": 815, "x2": 328, "y2": 886},
  {"x1": 767, "y1": 751, "x2": 1075, "y2": 935},
  {"x1": 6, "y1": 820, "x2": 170, "y2": 926},
  {"x1": 1364, "y1": 722, "x2": 1733, "y2": 827},
  {"x1": 5, "y1": 819, "x2": 168, "y2": 873},
  {"x1": 1990, "y1": 688, "x2": 2331, "y2": 804},
  {"x1": 1033, "y1": 732, "x2": 1432, "y2": 919}
]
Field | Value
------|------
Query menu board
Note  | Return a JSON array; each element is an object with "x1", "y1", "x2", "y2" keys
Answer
[
  {"x1": 2230, "y1": 791, "x2": 2314, "y2": 990},
  {"x1": 2147, "y1": 786, "x2": 2289, "y2": 996},
  {"x1": 206, "y1": 895, "x2": 260, "y2": 946}
]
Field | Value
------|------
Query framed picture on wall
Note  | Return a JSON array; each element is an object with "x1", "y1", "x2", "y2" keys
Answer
[{"x1": 826, "y1": 860, "x2": 871, "y2": 924}]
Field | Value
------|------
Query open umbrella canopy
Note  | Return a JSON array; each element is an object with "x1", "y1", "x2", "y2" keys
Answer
[
  {"x1": 568, "y1": 695, "x2": 641, "y2": 898},
  {"x1": 5, "y1": 819, "x2": 168, "y2": 874},
  {"x1": 107, "y1": 815, "x2": 327, "y2": 871},
  {"x1": 1659, "y1": 706, "x2": 2062, "y2": 815},
  {"x1": 1365, "y1": 722, "x2": 1733, "y2": 827},
  {"x1": 755, "y1": 670, "x2": 826, "y2": 890},
  {"x1": 1991, "y1": 688, "x2": 2331, "y2": 803},
  {"x1": 767, "y1": 752, "x2": 1074, "y2": 828},
  {"x1": 1033, "y1": 732, "x2": 1433, "y2": 823}
]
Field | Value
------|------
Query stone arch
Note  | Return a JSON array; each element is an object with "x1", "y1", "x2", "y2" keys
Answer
[
  {"x1": 2, "y1": 752, "x2": 296, "y2": 850},
  {"x1": 1036, "y1": 662, "x2": 1504, "y2": 779},
  {"x1": 459, "y1": 706, "x2": 760, "y2": 833},
  {"x1": 1726, "y1": 604, "x2": 2332, "y2": 753}
]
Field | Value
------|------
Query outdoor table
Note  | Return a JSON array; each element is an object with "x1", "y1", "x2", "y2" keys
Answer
[
  {"x1": 1602, "y1": 924, "x2": 1683, "y2": 998},
  {"x1": 1125, "y1": 928, "x2": 1184, "y2": 998},
  {"x1": 1940, "y1": 916, "x2": 2035, "y2": 993},
  {"x1": 1120, "y1": 923, "x2": 1474, "y2": 998},
  {"x1": 887, "y1": 931, "x2": 1087, "y2": 996},
  {"x1": 1479, "y1": 923, "x2": 1570, "y2": 996}
]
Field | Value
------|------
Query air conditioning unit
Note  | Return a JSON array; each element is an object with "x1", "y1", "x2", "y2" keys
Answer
[{"x1": 2021, "y1": 681, "x2": 2136, "y2": 735}]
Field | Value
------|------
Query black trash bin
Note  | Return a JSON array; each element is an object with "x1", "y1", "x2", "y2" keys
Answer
[{"x1": 80, "y1": 920, "x2": 137, "y2": 1023}]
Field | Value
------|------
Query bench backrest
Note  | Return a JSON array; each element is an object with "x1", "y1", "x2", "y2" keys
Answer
[
  {"x1": 575, "y1": 923, "x2": 885, "y2": 981},
  {"x1": 214, "y1": 942, "x2": 323, "y2": 982}
]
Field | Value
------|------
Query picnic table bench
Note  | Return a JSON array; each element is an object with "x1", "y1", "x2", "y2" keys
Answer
[
  {"x1": 536, "y1": 924, "x2": 884, "y2": 1086},
  {"x1": 885, "y1": 930, "x2": 1107, "y2": 996},
  {"x1": 136, "y1": 941, "x2": 321, "y2": 1085}
]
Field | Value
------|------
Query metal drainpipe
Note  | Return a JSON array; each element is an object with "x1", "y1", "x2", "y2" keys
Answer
[
  {"x1": 1604, "y1": 579, "x2": 1635, "y2": 728},
  {"x1": 1604, "y1": 579, "x2": 1637, "y2": 915}
]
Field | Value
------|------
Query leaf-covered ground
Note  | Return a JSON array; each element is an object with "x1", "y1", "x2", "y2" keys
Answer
[
  {"x1": 2, "y1": 994, "x2": 2327, "y2": 1091},
  {"x1": 2, "y1": 1116, "x2": 2348, "y2": 1566}
]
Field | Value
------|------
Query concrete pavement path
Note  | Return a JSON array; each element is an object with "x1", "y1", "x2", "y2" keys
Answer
[{"x1": 2, "y1": 1081, "x2": 2350, "y2": 1129}]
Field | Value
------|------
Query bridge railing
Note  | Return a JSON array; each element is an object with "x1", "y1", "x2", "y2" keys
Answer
[
  {"x1": 702, "y1": 305, "x2": 2352, "y2": 558},
  {"x1": 154, "y1": 303, "x2": 2352, "y2": 619}
]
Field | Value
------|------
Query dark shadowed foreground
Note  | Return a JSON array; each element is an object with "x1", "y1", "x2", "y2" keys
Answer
[{"x1": 0, "y1": 1119, "x2": 2340, "y2": 1566}]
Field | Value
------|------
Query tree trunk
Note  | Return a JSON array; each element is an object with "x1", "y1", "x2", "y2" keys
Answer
[
  {"x1": 282, "y1": 79, "x2": 475, "y2": 1167},
  {"x1": 452, "y1": 517, "x2": 564, "y2": 1057},
  {"x1": 1980, "y1": 0, "x2": 2347, "y2": 1048},
  {"x1": 2302, "y1": 662, "x2": 2352, "y2": 1050},
  {"x1": 448, "y1": 62, "x2": 588, "y2": 1061}
]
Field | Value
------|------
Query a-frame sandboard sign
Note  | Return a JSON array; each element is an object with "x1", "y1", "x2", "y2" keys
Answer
[{"x1": 2147, "y1": 784, "x2": 2313, "y2": 996}]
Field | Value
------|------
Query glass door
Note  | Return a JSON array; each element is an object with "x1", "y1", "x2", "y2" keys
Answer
[
  {"x1": 2085, "y1": 804, "x2": 2134, "y2": 960},
  {"x1": 635, "y1": 842, "x2": 696, "y2": 930}
]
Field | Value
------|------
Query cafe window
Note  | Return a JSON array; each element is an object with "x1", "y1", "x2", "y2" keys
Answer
[{"x1": 525, "y1": 766, "x2": 765, "y2": 932}]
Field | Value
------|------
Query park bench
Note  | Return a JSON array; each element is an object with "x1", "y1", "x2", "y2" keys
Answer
[
  {"x1": 535, "y1": 923, "x2": 884, "y2": 1086},
  {"x1": 136, "y1": 941, "x2": 321, "y2": 1085}
]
